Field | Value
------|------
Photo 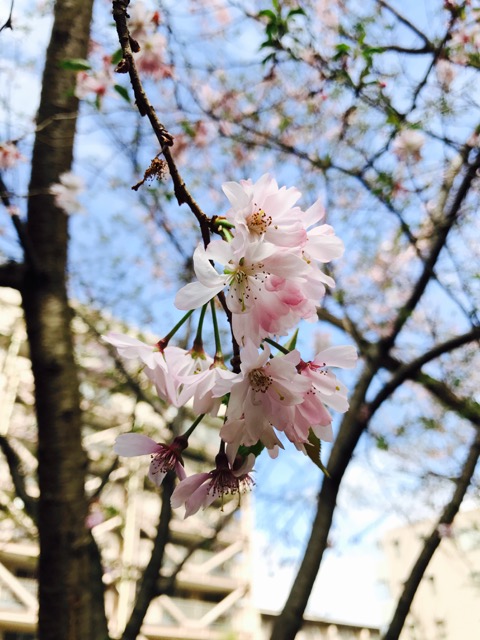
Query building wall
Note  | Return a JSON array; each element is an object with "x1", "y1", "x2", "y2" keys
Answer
[{"x1": 382, "y1": 509, "x2": 480, "y2": 640}]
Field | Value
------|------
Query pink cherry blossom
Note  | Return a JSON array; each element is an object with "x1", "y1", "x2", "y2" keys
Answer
[
  {"x1": 171, "y1": 452, "x2": 254, "y2": 517},
  {"x1": 177, "y1": 363, "x2": 237, "y2": 417},
  {"x1": 49, "y1": 172, "x2": 84, "y2": 215},
  {"x1": 0, "y1": 142, "x2": 23, "y2": 170},
  {"x1": 392, "y1": 130, "x2": 425, "y2": 162},
  {"x1": 114, "y1": 433, "x2": 187, "y2": 486},
  {"x1": 221, "y1": 416, "x2": 283, "y2": 454},
  {"x1": 222, "y1": 173, "x2": 307, "y2": 249},
  {"x1": 75, "y1": 69, "x2": 112, "y2": 101},
  {"x1": 175, "y1": 236, "x2": 309, "y2": 345},
  {"x1": 217, "y1": 340, "x2": 310, "y2": 440},
  {"x1": 128, "y1": 1, "x2": 156, "y2": 41},
  {"x1": 103, "y1": 332, "x2": 213, "y2": 407},
  {"x1": 301, "y1": 197, "x2": 344, "y2": 263},
  {"x1": 292, "y1": 345, "x2": 358, "y2": 442},
  {"x1": 136, "y1": 33, "x2": 173, "y2": 79},
  {"x1": 103, "y1": 332, "x2": 160, "y2": 369}
]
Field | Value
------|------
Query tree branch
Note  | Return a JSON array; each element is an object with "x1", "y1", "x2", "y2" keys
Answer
[
  {"x1": 367, "y1": 326, "x2": 480, "y2": 418},
  {"x1": 318, "y1": 306, "x2": 480, "y2": 429},
  {"x1": 381, "y1": 149, "x2": 480, "y2": 349},
  {"x1": 382, "y1": 427, "x2": 480, "y2": 640},
  {"x1": 271, "y1": 320, "x2": 479, "y2": 639},
  {"x1": 158, "y1": 507, "x2": 237, "y2": 596},
  {"x1": 111, "y1": 0, "x2": 211, "y2": 248},
  {"x1": 269, "y1": 363, "x2": 377, "y2": 640},
  {"x1": 0, "y1": 434, "x2": 38, "y2": 522},
  {"x1": 0, "y1": 173, "x2": 40, "y2": 273},
  {"x1": 0, "y1": 0, "x2": 13, "y2": 32},
  {"x1": 21, "y1": 0, "x2": 110, "y2": 636},
  {"x1": 377, "y1": 0, "x2": 433, "y2": 46},
  {"x1": 121, "y1": 473, "x2": 174, "y2": 640}
]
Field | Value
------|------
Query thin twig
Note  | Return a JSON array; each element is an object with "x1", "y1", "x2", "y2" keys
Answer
[
  {"x1": 0, "y1": 0, "x2": 14, "y2": 32},
  {"x1": 0, "y1": 173, "x2": 40, "y2": 274},
  {"x1": 111, "y1": 0, "x2": 211, "y2": 248}
]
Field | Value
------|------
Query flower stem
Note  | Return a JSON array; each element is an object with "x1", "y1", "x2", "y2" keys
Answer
[
  {"x1": 222, "y1": 228, "x2": 234, "y2": 242},
  {"x1": 158, "y1": 309, "x2": 194, "y2": 349},
  {"x1": 182, "y1": 413, "x2": 206, "y2": 439},
  {"x1": 193, "y1": 303, "x2": 208, "y2": 350},
  {"x1": 210, "y1": 299, "x2": 223, "y2": 360},
  {"x1": 213, "y1": 217, "x2": 236, "y2": 230},
  {"x1": 265, "y1": 337, "x2": 290, "y2": 354}
]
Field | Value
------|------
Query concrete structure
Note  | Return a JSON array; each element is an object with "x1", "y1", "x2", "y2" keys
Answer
[
  {"x1": 0, "y1": 288, "x2": 381, "y2": 640},
  {"x1": 382, "y1": 508, "x2": 480, "y2": 640},
  {"x1": 260, "y1": 612, "x2": 380, "y2": 639}
]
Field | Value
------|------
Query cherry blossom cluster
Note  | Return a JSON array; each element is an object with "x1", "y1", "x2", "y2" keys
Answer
[
  {"x1": 106, "y1": 174, "x2": 356, "y2": 516},
  {"x1": 75, "y1": 2, "x2": 171, "y2": 103}
]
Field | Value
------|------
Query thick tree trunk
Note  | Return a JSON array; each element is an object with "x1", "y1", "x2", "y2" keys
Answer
[
  {"x1": 269, "y1": 367, "x2": 375, "y2": 640},
  {"x1": 21, "y1": 0, "x2": 109, "y2": 638}
]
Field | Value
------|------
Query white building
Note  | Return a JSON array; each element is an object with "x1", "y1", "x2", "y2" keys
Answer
[{"x1": 382, "y1": 508, "x2": 480, "y2": 640}]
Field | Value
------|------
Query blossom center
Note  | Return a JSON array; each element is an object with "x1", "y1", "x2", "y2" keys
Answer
[
  {"x1": 149, "y1": 437, "x2": 187, "y2": 478},
  {"x1": 225, "y1": 260, "x2": 267, "y2": 312},
  {"x1": 246, "y1": 207, "x2": 272, "y2": 234},
  {"x1": 208, "y1": 453, "x2": 254, "y2": 498},
  {"x1": 249, "y1": 368, "x2": 272, "y2": 393},
  {"x1": 150, "y1": 448, "x2": 177, "y2": 476}
]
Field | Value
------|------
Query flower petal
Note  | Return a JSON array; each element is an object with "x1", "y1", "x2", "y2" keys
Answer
[
  {"x1": 222, "y1": 181, "x2": 251, "y2": 210},
  {"x1": 148, "y1": 466, "x2": 167, "y2": 487},
  {"x1": 205, "y1": 239, "x2": 235, "y2": 266},
  {"x1": 303, "y1": 198, "x2": 325, "y2": 228},
  {"x1": 193, "y1": 243, "x2": 228, "y2": 286},
  {"x1": 114, "y1": 433, "x2": 160, "y2": 457},
  {"x1": 315, "y1": 346, "x2": 358, "y2": 369},
  {"x1": 175, "y1": 281, "x2": 221, "y2": 310},
  {"x1": 171, "y1": 473, "x2": 210, "y2": 508},
  {"x1": 185, "y1": 483, "x2": 213, "y2": 517}
]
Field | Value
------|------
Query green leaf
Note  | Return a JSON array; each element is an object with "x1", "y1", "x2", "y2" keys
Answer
[
  {"x1": 335, "y1": 43, "x2": 350, "y2": 55},
  {"x1": 59, "y1": 58, "x2": 91, "y2": 71},
  {"x1": 305, "y1": 429, "x2": 330, "y2": 476},
  {"x1": 180, "y1": 120, "x2": 196, "y2": 137},
  {"x1": 282, "y1": 328, "x2": 299, "y2": 352},
  {"x1": 238, "y1": 440, "x2": 265, "y2": 458},
  {"x1": 260, "y1": 40, "x2": 275, "y2": 51},
  {"x1": 111, "y1": 48, "x2": 124, "y2": 66},
  {"x1": 287, "y1": 7, "x2": 306, "y2": 18},
  {"x1": 375, "y1": 435, "x2": 389, "y2": 450},
  {"x1": 258, "y1": 9, "x2": 276, "y2": 20},
  {"x1": 261, "y1": 52, "x2": 277, "y2": 64},
  {"x1": 362, "y1": 46, "x2": 386, "y2": 56},
  {"x1": 114, "y1": 84, "x2": 130, "y2": 103},
  {"x1": 265, "y1": 22, "x2": 277, "y2": 38}
]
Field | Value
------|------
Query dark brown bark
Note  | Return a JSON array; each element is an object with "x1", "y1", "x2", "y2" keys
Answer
[
  {"x1": 121, "y1": 473, "x2": 174, "y2": 640},
  {"x1": 20, "y1": 0, "x2": 109, "y2": 638}
]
